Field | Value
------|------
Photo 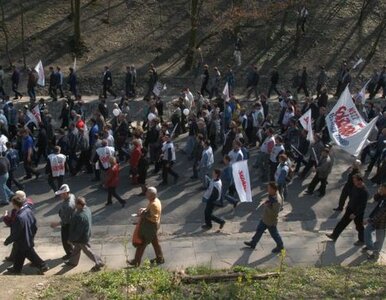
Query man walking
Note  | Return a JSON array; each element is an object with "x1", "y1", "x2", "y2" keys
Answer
[
  {"x1": 102, "y1": 66, "x2": 117, "y2": 98},
  {"x1": 246, "y1": 65, "x2": 259, "y2": 100},
  {"x1": 244, "y1": 182, "x2": 284, "y2": 253},
  {"x1": 50, "y1": 184, "x2": 76, "y2": 260},
  {"x1": 160, "y1": 133, "x2": 179, "y2": 185},
  {"x1": 20, "y1": 129, "x2": 40, "y2": 180},
  {"x1": 46, "y1": 146, "x2": 67, "y2": 192},
  {"x1": 267, "y1": 67, "x2": 280, "y2": 98},
  {"x1": 201, "y1": 169, "x2": 225, "y2": 230},
  {"x1": 11, "y1": 66, "x2": 23, "y2": 100},
  {"x1": 4, "y1": 194, "x2": 49, "y2": 274},
  {"x1": 326, "y1": 174, "x2": 368, "y2": 245},
  {"x1": 65, "y1": 196, "x2": 105, "y2": 271},
  {"x1": 363, "y1": 183, "x2": 386, "y2": 259},
  {"x1": 49, "y1": 66, "x2": 58, "y2": 101}
]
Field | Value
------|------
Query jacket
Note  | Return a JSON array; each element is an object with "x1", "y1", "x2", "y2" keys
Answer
[
  {"x1": 262, "y1": 194, "x2": 281, "y2": 226},
  {"x1": 347, "y1": 186, "x2": 368, "y2": 217},
  {"x1": 69, "y1": 206, "x2": 92, "y2": 244},
  {"x1": 368, "y1": 193, "x2": 386, "y2": 229},
  {"x1": 105, "y1": 164, "x2": 120, "y2": 188},
  {"x1": 59, "y1": 194, "x2": 76, "y2": 225},
  {"x1": 4, "y1": 205, "x2": 37, "y2": 248},
  {"x1": 316, "y1": 155, "x2": 333, "y2": 178}
]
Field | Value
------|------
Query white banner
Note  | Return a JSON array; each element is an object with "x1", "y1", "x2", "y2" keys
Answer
[
  {"x1": 34, "y1": 60, "x2": 45, "y2": 86},
  {"x1": 232, "y1": 160, "x2": 252, "y2": 202},
  {"x1": 299, "y1": 108, "x2": 314, "y2": 143},
  {"x1": 325, "y1": 86, "x2": 378, "y2": 157},
  {"x1": 26, "y1": 105, "x2": 42, "y2": 127},
  {"x1": 222, "y1": 82, "x2": 230, "y2": 102}
]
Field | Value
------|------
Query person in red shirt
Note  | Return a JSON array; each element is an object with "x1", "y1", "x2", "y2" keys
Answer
[
  {"x1": 75, "y1": 114, "x2": 85, "y2": 130},
  {"x1": 129, "y1": 139, "x2": 142, "y2": 184},
  {"x1": 104, "y1": 157, "x2": 126, "y2": 208}
]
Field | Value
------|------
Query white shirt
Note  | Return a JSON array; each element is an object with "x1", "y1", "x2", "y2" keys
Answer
[
  {"x1": 96, "y1": 146, "x2": 115, "y2": 169},
  {"x1": 228, "y1": 149, "x2": 244, "y2": 164},
  {"x1": 48, "y1": 153, "x2": 66, "y2": 177},
  {"x1": 203, "y1": 179, "x2": 222, "y2": 202}
]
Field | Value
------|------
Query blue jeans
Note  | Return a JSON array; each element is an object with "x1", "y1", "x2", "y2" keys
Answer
[
  {"x1": 364, "y1": 223, "x2": 385, "y2": 252},
  {"x1": 199, "y1": 165, "x2": 213, "y2": 188},
  {"x1": 0, "y1": 173, "x2": 14, "y2": 204},
  {"x1": 184, "y1": 136, "x2": 196, "y2": 158},
  {"x1": 251, "y1": 221, "x2": 283, "y2": 248}
]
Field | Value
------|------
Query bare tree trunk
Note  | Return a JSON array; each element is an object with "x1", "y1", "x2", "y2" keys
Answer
[
  {"x1": 359, "y1": 15, "x2": 386, "y2": 75},
  {"x1": 69, "y1": 0, "x2": 74, "y2": 20},
  {"x1": 0, "y1": 0, "x2": 12, "y2": 67},
  {"x1": 184, "y1": 0, "x2": 200, "y2": 70},
  {"x1": 107, "y1": 0, "x2": 111, "y2": 23},
  {"x1": 358, "y1": 0, "x2": 372, "y2": 26},
  {"x1": 19, "y1": 0, "x2": 26, "y2": 69},
  {"x1": 279, "y1": 8, "x2": 289, "y2": 33},
  {"x1": 74, "y1": 0, "x2": 81, "y2": 51}
]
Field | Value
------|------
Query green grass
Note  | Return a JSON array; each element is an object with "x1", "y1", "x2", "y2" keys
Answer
[{"x1": 37, "y1": 263, "x2": 386, "y2": 299}]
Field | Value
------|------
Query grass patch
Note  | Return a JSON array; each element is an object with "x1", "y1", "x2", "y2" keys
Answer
[{"x1": 36, "y1": 263, "x2": 386, "y2": 299}]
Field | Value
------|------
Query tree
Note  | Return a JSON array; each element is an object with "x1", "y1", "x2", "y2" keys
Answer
[
  {"x1": 74, "y1": 0, "x2": 81, "y2": 51},
  {"x1": 184, "y1": 0, "x2": 203, "y2": 70},
  {"x1": 357, "y1": 0, "x2": 373, "y2": 26},
  {"x1": 18, "y1": 0, "x2": 26, "y2": 69},
  {"x1": 0, "y1": 0, "x2": 12, "y2": 67}
]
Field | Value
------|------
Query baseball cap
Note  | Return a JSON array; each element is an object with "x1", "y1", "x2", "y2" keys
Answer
[{"x1": 55, "y1": 184, "x2": 70, "y2": 195}]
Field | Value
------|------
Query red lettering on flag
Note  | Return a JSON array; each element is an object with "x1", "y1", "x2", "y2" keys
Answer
[{"x1": 238, "y1": 170, "x2": 247, "y2": 192}]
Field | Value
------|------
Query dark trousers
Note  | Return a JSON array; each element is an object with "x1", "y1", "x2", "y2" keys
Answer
[
  {"x1": 337, "y1": 183, "x2": 349, "y2": 210},
  {"x1": 133, "y1": 235, "x2": 163, "y2": 265},
  {"x1": 366, "y1": 152, "x2": 381, "y2": 173},
  {"x1": 13, "y1": 244, "x2": 45, "y2": 272},
  {"x1": 246, "y1": 85, "x2": 258, "y2": 99},
  {"x1": 307, "y1": 173, "x2": 327, "y2": 195},
  {"x1": 162, "y1": 161, "x2": 178, "y2": 184},
  {"x1": 6, "y1": 170, "x2": 23, "y2": 190},
  {"x1": 48, "y1": 175, "x2": 64, "y2": 193},
  {"x1": 75, "y1": 150, "x2": 92, "y2": 174},
  {"x1": 34, "y1": 147, "x2": 47, "y2": 165},
  {"x1": 192, "y1": 160, "x2": 199, "y2": 178},
  {"x1": 269, "y1": 161, "x2": 278, "y2": 181},
  {"x1": 300, "y1": 159, "x2": 316, "y2": 178},
  {"x1": 58, "y1": 84, "x2": 64, "y2": 98},
  {"x1": 297, "y1": 83, "x2": 309, "y2": 97},
  {"x1": 27, "y1": 87, "x2": 36, "y2": 100},
  {"x1": 12, "y1": 83, "x2": 22, "y2": 98},
  {"x1": 49, "y1": 85, "x2": 57, "y2": 100},
  {"x1": 267, "y1": 83, "x2": 280, "y2": 98},
  {"x1": 204, "y1": 202, "x2": 224, "y2": 227},
  {"x1": 61, "y1": 224, "x2": 73, "y2": 256},
  {"x1": 251, "y1": 221, "x2": 283, "y2": 248},
  {"x1": 107, "y1": 187, "x2": 125, "y2": 204},
  {"x1": 23, "y1": 158, "x2": 39, "y2": 177},
  {"x1": 200, "y1": 83, "x2": 210, "y2": 97},
  {"x1": 316, "y1": 83, "x2": 323, "y2": 98},
  {"x1": 331, "y1": 208, "x2": 364, "y2": 242},
  {"x1": 103, "y1": 84, "x2": 117, "y2": 98}
]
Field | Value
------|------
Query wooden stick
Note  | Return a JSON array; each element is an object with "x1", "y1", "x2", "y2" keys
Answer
[{"x1": 180, "y1": 272, "x2": 279, "y2": 284}]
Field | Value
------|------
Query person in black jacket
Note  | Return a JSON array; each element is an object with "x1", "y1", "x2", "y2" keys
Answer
[
  {"x1": 267, "y1": 67, "x2": 280, "y2": 98},
  {"x1": 297, "y1": 66, "x2": 309, "y2": 97},
  {"x1": 49, "y1": 66, "x2": 58, "y2": 101},
  {"x1": 11, "y1": 66, "x2": 23, "y2": 100},
  {"x1": 4, "y1": 194, "x2": 49, "y2": 274},
  {"x1": 326, "y1": 174, "x2": 368, "y2": 245},
  {"x1": 246, "y1": 65, "x2": 259, "y2": 100},
  {"x1": 333, "y1": 160, "x2": 362, "y2": 211},
  {"x1": 363, "y1": 184, "x2": 386, "y2": 259},
  {"x1": 201, "y1": 169, "x2": 225, "y2": 230},
  {"x1": 200, "y1": 65, "x2": 210, "y2": 97},
  {"x1": 102, "y1": 66, "x2": 117, "y2": 98}
]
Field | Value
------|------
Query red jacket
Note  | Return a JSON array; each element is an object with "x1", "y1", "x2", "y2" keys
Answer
[
  {"x1": 105, "y1": 164, "x2": 120, "y2": 187},
  {"x1": 76, "y1": 119, "x2": 85, "y2": 130},
  {"x1": 130, "y1": 146, "x2": 142, "y2": 169}
]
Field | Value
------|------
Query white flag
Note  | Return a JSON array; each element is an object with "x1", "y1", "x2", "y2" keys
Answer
[
  {"x1": 355, "y1": 79, "x2": 371, "y2": 105},
  {"x1": 299, "y1": 109, "x2": 314, "y2": 144},
  {"x1": 34, "y1": 60, "x2": 45, "y2": 86},
  {"x1": 153, "y1": 81, "x2": 164, "y2": 96},
  {"x1": 325, "y1": 86, "x2": 378, "y2": 157},
  {"x1": 232, "y1": 160, "x2": 252, "y2": 202},
  {"x1": 26, "y1": 105, "x2": 42, "y2": 127},
  {"x1": 353, "y1": 57, "x2": 364, "y2": 70},
  {"x1": 222, "y1": 82, "x2": 230, "y2": 102},
  {"x1": 73, "y1": 57, "x2": 77, "y2": 71}
]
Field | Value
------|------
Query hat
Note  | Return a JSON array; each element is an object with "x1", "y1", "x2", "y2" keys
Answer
[{"x1": 55, "y1": 184, "x2": 70, "y2": 195}]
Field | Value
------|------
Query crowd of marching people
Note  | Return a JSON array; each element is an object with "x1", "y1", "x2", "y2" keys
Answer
[{"x1": 0, "y1": 57, "x2": 385, "y2": 274}]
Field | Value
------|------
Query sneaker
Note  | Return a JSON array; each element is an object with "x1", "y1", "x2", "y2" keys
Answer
[
  {"x1": 304, "y1": 190, "x2": 313, "y2": 195},
  {"x1": 105, "y1": 202, "x2": 112, "y2": 206},
  {"x1": 90, "y1": 263, "x2": 105, "y2": 272},
  {"x1": 3, "y1": 256, "x2": 13, "y2": 262},
  {"x1": 353, "y1": 240, "x2": 364, "y2": 246},
  {"x1": 61, "y1": 254, "x2": 71, "y2": 260},
  {"x1": 361, "y1": 246, "x2": 370, "y2": 253},
  {"x1": 126, "y1": 259, "x2": 139, "y2": 267},
  {"x1": 201, "y1": 224, "x2": 212, "y2": 230},
  {"x1": 219, "y1": 221, "x2": 225, "y2": 230},
  {"x1": 367, "y1": 252, "x2": 379, "y2": 260},
  {"x1": 39, "y1": 265, "x2": 49, "y2": 273},
  {"x1": 244, "y1": 241, "x2": 255, "y2": 249},
  {"x1": 333, "y1": 207, "x2": 342, "y2": 212},
  {"x1": 150, "y1": 257, "x2": 165, "y2": 265},
  {"x1": 6, "y1": 267, "x2": 21, "y2": 274},
  {"x1": 271, "y1": 246, "x2": 284, "y2": 254},
  {"x1": 325, "y1": 234, "x2": 336, "y2": 242},
  {"x1": 23, "y1": 175, "x2": 32, "y2": 180}
]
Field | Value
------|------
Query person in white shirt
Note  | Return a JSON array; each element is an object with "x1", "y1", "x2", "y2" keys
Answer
[
  {"x1": 199, "y1": 140, "x2": 214, "y2": 188},
  {"x1": 93, "y1": 140, "x2": 115, "y2": 182},
  {"x1": 269, "y1": 136, "x2": 285, "y2": 181},
  {"x1": 228, "y1": 140, "x2": 244, "y2": 164},
  {"x1": 183, "y1": 88, "x2": 194, "y2": 111},
  {"x1": 46, "y1": 146, "x2": 67, "y2": 192},
  {"x1": 160, "y1": 134, "x2": 179, "y2": 185}
]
